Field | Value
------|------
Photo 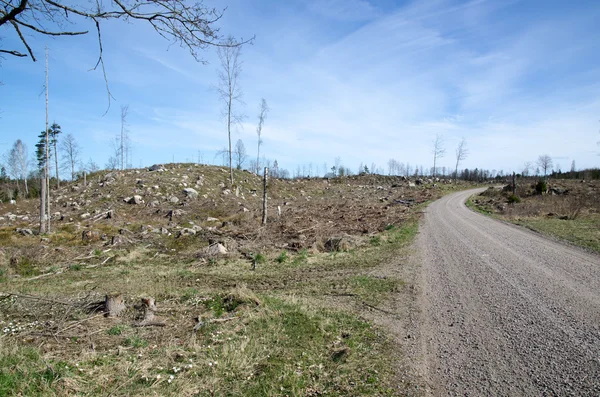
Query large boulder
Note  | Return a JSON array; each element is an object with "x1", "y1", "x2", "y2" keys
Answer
[
  {"x1": 205, "y1": 243, "x2": 228, "y2": 256},
  {"x1": 126, "y1": 195, "x2": 144, "y2": 205},
  {"x1": 149, "y1": 164, "x2": 165, "y2": 172},
  {"x1": 178, "y1": 228, "x2": 196, "y2": 237},
  {"x1": 183, "y1": 188, "x2": 199, "y2": 199},
  {"x1": 324, "y1": 235, "x2": 360, "y2": 252}
]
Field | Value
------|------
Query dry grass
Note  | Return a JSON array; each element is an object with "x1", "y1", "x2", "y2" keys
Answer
[
  {"x1": 0, "y1": 164, "x2": 470, "y2": 396},
  {"x1": 469, "y1": 179, "x2": 600, "y2": 253}
]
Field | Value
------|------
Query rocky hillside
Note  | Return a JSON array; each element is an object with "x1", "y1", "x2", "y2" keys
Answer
[{"x1": 0, "y1": 163, "x2": 456, "y2": 277}]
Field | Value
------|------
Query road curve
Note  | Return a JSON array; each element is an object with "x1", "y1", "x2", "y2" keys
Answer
[{"x1": 418, "y1": 188, "x2": 600, "y2": 396}]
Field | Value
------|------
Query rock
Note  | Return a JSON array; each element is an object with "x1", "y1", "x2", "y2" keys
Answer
[
  {"x1": 128, "y1": 195, "x2": 144, "y2": 205},
  {"x1": 206, "y1": 217, "x2": 220, "y2": 222},
  {"x1": 178, "y1": 228, "x2": 196, "y2": 237},
  {"x1": 9, "y1": 200, "x2": 16, "y2": 205},
  {"x1": 16, "y1": 228, "x2": 33, "y2": 236},
  {"x1": 240, "y1": 207, "x2": 250, "y2": 213},
  {"x1": 408, "y1": 182, "x2": 416, "y2": 188},
  {"x1": 165, "y1": 209, "x2": 185, "y2": 221},
  {"x1": 324, "y1": 235, "x2": 360, "y2": 252},
  {"x1": 82, "y1": 230, "x2": 101, "y2": 241},
  {"x1": 160, "y1": 227, "x2": 169, "y2": 235},
  {"x1": 169, "y1": 196, "x2": 180, "y2": 204},
  {"x1": 183, "y1": 188, "x2": 199, "y2": 199},
  {"x1": 205, "y1": 243, "x2": 227, "y2": 256},
  {"x1": 192, "y1": 225, "x2": 203, "y2": 232},
  {"x1": 149, "y1": 164, "x2": 165, "y2": 172},
  {"x1": 218, "y1": 182, "x2": 226, "y2": 188},
  {"x1": 222, "y1": 189, "x2": 231, "y2": 195},
  {"x1": 80, "y1": 213, "x2": 91, "y2": 219},
  {"x1": 415, "y1": 179, "x2": 423, "y2": 185},
  {"x1": 549, "y1": 187, "x2": 568, "y2": 195}
]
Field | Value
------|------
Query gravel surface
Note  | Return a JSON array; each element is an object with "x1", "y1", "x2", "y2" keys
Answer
[{"x1": 418, "y1": 188, "x2": 600, "y2": 396}]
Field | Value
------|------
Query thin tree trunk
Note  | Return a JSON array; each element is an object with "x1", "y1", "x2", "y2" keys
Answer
[
  {"x1": 39, "y1": 176, "x2": 46, "y2": 234},
  {"x1": 53, "y1": 141, "x2": 59, "y2": 188},
  {"x1": 262, "y1": 167, "x2": 268, "y2": 225},
  {"x1": 256, "y1": 143, "x2": 260, "y2": 174},
  {"x1": 45, "y1": 47, "x2": 50, "y2": 233},
  {"x1": 228, "y1": 101, "x2": 233, "y2": 187},
  {"x1": 23, "y1": 177, "x2": 28, "y2": 195}
]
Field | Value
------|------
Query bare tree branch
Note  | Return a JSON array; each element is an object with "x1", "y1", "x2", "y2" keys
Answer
[
  {"x1": 1, "y1": 0, "x2": 253, "y2": 111},
  {"x1": 0, "y1": 48, "x2": 27, "y2": 57}
]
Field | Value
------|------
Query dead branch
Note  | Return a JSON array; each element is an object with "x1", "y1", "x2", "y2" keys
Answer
[{"x1": 55, "y1": 312, "x2": 105, "y2": 335}]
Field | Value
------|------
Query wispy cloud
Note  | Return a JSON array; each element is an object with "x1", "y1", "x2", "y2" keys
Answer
[{"x1": 1, "y1": 0, "x2": 599, "y2": 174}]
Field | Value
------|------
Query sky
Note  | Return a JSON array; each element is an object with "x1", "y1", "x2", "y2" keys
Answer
[{"x1": 1, "y1": 0, "x2": 599, "y2": 177}]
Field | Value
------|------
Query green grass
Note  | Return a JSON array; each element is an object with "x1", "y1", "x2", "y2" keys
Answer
[
  {"x1": 350, "y1": 275, "x2": 400, "y2": 305},
  {"x1": 275, "y1": 251, "x2": 288, "y2": 264},
  {"x1": 0, "y1": 345, "x2": 64, "y2": 396},
  {"x1": 514, "y1": 216, "x2": 600, "y2": 253}
]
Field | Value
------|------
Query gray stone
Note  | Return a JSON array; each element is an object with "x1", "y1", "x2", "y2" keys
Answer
[
  {"x1": 205, "y1": 243, "x2": 227, "y2": 256},
  {"x1": 169, "y1": 196, "x2": 180, "y2": 204},
  {"x1": 183, "y1": 187, "x2": 199, "y2": 198},
  {"x1": 178, "y1": 228, "x2": 196, "y2": 237},
  {"x1": 149, "y1": 164, "x2": 165, "y2": 172},
  {"x1": 16, "y1": 228, "x2": 33, "y2": 236},
  {"x1": 127, "y1": 195, "x2": 144, "y2": 205}
]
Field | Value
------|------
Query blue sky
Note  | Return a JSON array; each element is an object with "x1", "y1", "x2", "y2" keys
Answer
[{"x1": 1, "y1": 0, "x2": 599, "y2": 176}]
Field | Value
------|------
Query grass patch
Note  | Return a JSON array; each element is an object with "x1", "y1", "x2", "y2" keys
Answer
[
  {"x1": 514, "y1": 216, "x2": 600, "y2": 253},
  {"x1": 275, "y1": 251, "x2": 288, "y2": 264},
  {"x1": 351, "y1": 275, "x2": 400, "y2": 305},
  {"x1": 0, "y1": 345, "x2": 64, "y2": 396}
]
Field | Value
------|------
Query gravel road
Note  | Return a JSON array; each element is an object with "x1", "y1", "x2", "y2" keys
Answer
[{"x1": 418, "y1": 188, "x2": 600, "y2": 396}]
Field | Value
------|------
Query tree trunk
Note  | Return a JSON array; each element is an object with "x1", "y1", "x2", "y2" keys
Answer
[
  {"x1": 228, "y1": 101, "x2": 233, "y2": 187},
  {"x1": 23, "y1": 177, "x2": 28, "y2": 196},
  {"x1": 39, "y1": 176, "x2": 47, "y2": 234},
  {"x1": 262, "y1": 167, "x2": 268, "y2": 225},
  {"x1": 53, "y1": 141, "x2": 59, "y2": 188}
]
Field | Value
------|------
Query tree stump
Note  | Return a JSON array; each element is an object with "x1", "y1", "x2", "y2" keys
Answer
[
  {"x1": 104, "y1": 293, "x2": 126, "y2": 317},
  {"x1": 134, "y1": 297, "x2": 165, "y2": 327}
]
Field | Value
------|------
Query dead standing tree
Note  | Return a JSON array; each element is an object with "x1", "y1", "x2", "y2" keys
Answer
[
  {"x1": 432, "y1": 134, "x2": 445, "y2": 178},
  {"x1": 537, "y1": 154, "x2": 553, "y2": 180},
  {"x1": 217, "y1": 36, "x2": 244, "y2": 187},
  {"x1": 1, "y1": 1, "x2": 252, "y2": 110},
  {"x1": 255, "y1": 98, "x2": 269, "y2": 174},
  {"x1": 454, "y1": 137, "x2": 468, "y2": 182},
  {"x1": 59, "y1": 133, "x2": 81, "y2": 180}
]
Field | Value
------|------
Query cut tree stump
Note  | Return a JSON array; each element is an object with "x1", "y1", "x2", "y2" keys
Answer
[
  {"x1": 133, "y1": 297, "x2": 166, "y2": 327},
  {"x1": 104, "y1": 293, "x2": 126, "y2": 317}
]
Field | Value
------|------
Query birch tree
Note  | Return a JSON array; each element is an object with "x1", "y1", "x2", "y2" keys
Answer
[
  {"x1": 7, "y1": 139, "x2": 29, "y2": 195},
  {"x1": 60, "y1": 133, "x2": 81, "y2": 180},
  {"x1": 432, "y1": 134, "x2": 445, "y2": 178},
  {"x1": 454, "y1": 137, "x2": 468, "y2": 181},
  {"x1": 255, "y1": 98, "x2": 269, "y2": 173},
  {"x1": 217, "y1": 36, "x2": 244, "y2": 187}
]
